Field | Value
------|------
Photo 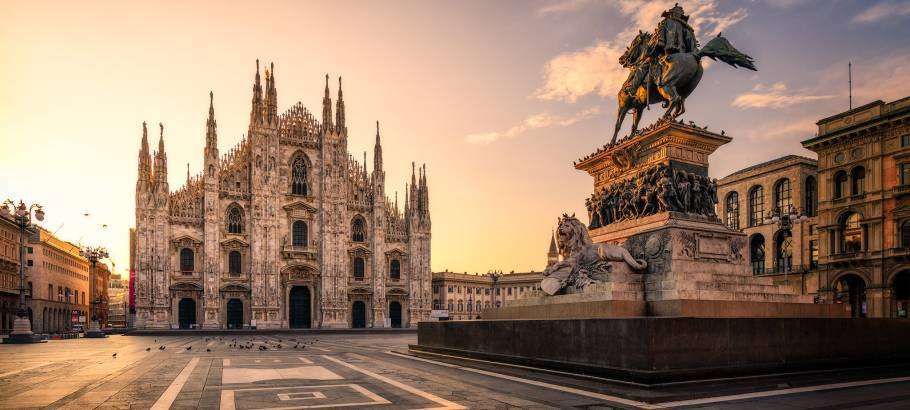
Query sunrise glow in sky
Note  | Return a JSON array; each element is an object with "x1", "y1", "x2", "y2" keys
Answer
[{"x1": 2, "y1": 0, "x2": 910, "y2": 275}]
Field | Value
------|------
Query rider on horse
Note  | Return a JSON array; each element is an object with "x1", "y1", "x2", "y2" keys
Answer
[{"x1": 623, "y1": 4, "x2": 697, "y2": 97}]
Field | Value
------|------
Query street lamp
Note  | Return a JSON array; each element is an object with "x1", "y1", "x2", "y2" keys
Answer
[
  {"x1": 80, "y1": 245, "x2": 109, "y2": 338},
  {"x1": 763, "y1": 204, "x2": 808, "y2": 230},
  {"x1": 486, "y1": 270, "x2": 502, "y2": 309},
  {"x1": 1, "y1": 199, "x2": 45, "y2": 344},
  {"x1": 763, "y1": 205, "x2": 809, "y2": 278}
]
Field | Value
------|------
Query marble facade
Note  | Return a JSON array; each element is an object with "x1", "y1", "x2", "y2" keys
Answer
[{"x1": 134, "y1": 61, "x2": 432, "y2": 329}]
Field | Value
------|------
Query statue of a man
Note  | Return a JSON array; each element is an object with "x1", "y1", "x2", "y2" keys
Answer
[
  {"x1": 650, "y1": 4, "x2": 698, "y2": 57},
  {"x1": 648, "y1": 4, "x2": 698, "y2": 86}
]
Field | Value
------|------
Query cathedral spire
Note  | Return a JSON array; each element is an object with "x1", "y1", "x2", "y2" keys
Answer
[
  {"x1": 547, "y1": 230, "x2": 558, "y2": 267},
  {"x1": 138, "y1": 121, "x2": 151, "y2": 182},
  {"x1": 335, "y1": 76, "x2": 345, "y2": 133},
  {"x1": 155, "y1": 123, "x2": 167, "y2": 183},
  {"x1": 251, "y1": 59, "x2": 263, "y2": 125},
  {"x1": 373, "y1": 121, "x2": 383, "y2": 172},
  {"x1": 206, "y1": 91, "x2": 217, "y2": 148},
  {"x1": 186, "y1": 163, "x2": 190, "y2": 184},
  {"x1": 322, "y1": 74, "x2": 333, "y2": 132},
  {"x1": 266, "y1": 62, "x2": 278, "y2": 124}
]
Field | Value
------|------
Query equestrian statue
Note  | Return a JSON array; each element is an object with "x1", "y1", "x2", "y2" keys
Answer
[{"x1": 610, "y1": 3, "x2": 756, "y2": 146}]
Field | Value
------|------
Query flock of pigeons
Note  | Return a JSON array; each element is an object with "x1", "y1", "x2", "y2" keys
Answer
[{"x1": 114, "y1": 336, "x2": 321, "y2": 358}]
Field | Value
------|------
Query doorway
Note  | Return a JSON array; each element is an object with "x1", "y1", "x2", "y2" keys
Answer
[
  {"x1": 226, "y1": 299, "x2": 243, "y2": 329},
  {"x1": 289, "y1": 286, "x2": 312, "y2": 328},
  {"x1": 389, "y1": 301, "x2": 402, "y2": 328},
  {"x1": 351, "y1": 301, "x2": 366, "y2": 328},
  {"x1": 178, "y1": 298, "x2": 196, "y2": 329}
]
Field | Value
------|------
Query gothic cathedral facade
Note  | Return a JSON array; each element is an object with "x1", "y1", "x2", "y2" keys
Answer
[{"x1": 133, "y1": 61, "x2": 432, "y2": 329}]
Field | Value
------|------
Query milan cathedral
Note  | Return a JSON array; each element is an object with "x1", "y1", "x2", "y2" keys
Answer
[{"x1": 133, "y1": 60, "x2": 432, "y2": 329}]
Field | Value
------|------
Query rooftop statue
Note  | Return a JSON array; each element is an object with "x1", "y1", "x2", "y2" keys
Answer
[{"x1": 610, "y1": 3, "x2": 756, "y2": 146}]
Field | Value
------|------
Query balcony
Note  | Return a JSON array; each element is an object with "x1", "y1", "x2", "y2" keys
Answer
[
  {"x1": 894, "y1": 185, "x2": 910, "y2": 197},
  {"x1": 171, "y1": 270, "x2": 202, "y2": 281},
  {"x1": 759, "y1": 264, "x2": 816, "y2": 276},
  {"x1": 282, "y1": 240, "x2": 318, "y2": 261}
]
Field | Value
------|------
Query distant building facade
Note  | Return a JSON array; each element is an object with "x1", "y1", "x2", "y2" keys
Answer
[
  {"x1": 718, "y1": 96, "x2": 910, "y2": 318},
  {"x1": 108, "y1": 273, "x2": 128, "y2": 328},
  {"x1": 717, "y1": 155, "x2": 820, "y2": 295},
  {"x1": 431, "y1": 270, "x2": 543, "y2": 321},
  {"x1": 26, "y1": 227, "x2": 90, "y2": 332},
  {"x1": 91, "y1": 262, "x2": 111, "y2": 328},
  {"x1": 0, "y1": 214, "x2": 21, "y2": 334},
  {"x1": 134, "y1": 61, "x2": 431, "y2": 329},
  {"x1": 803, "y1": 97, "x2": 910, "y2": 318}
]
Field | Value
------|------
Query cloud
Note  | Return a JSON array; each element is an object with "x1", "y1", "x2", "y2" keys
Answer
[
  {"x1": 732, "y1": 82, "x2": 835, "y2": 109},
  {"x1": 852, "y1": 1, "x2": 910, "y2": 24},
  {"x1": 534, "y1": 0, "x2": 748, "y2": 102},
  {"x1": 465, "y1": 106, "x2": 601, "y2": 144},
  {"x1": 537, "y1": 0, "x2": 593, "y2": 16}
]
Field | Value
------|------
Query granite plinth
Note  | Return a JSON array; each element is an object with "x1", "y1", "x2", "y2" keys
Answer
[{"x1": 412, "y1": 318, "x2": 910, "y2": 383}]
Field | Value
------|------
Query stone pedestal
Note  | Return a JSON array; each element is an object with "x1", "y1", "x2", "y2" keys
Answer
[
  {"x1": 5, "y1": 317, "x2": 44, "y2": 344},
  {"x1": 85, "y1": 320, "x2": 107, "y2": 338}
]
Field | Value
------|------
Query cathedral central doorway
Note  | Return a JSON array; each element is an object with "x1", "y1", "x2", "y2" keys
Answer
[
  {"x1": 389, "y1": 301, "x2": 402, "y2": 328},
  {"x1": 351, "y1": 301, "x2": 366, "y2": 328},
  {"x1": 226, "y1": 299, "x2": 243, "y2": 329},
  {"x1": 289, "y1": 286, "x2": 311, "y2": 328},
  {"x1": 178, "y1": 298, "x2": 196, "y2": 329}
]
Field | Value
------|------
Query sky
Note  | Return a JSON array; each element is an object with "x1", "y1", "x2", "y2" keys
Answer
[{"x1": 2, "y1": 0, "x2": 910, "y2": 275}]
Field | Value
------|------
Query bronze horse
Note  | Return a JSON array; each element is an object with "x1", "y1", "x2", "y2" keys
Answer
[{"x1": 610, "y1": 32, "x2": 756, "y2": 146}]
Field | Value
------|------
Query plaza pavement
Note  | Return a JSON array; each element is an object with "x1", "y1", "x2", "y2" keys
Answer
[{"x1": 1, "y1": 333, "x2": 909, "y2": 409}]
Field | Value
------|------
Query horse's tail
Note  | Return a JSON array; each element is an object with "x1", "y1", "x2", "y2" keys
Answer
[{"x1": 696, "y1": 33, "x2": 757, "y2": 71}]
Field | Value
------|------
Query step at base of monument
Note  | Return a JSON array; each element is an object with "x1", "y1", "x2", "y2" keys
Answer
[
  {"x1": 482, "y1": 298, "x2": 844, "y2": 320},
  {"x1": 413, "y1": 317, "x2": 910, "y2": 384}
]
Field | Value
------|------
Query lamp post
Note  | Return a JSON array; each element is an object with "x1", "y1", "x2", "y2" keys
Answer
[
  {"x1": 80, "y1": 245, "x2": 109, "y2": 338},
  {"x1": 486, "y1": 270, "x2": 502, "y2": 309},
  {"x1": 1, "y1": 199, "x2": 45, "y2": 344},
  {"x1": 763, "y1": 205, "x2": 809, "y2": 278}
]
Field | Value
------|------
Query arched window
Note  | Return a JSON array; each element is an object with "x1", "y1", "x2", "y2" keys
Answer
[
  {"x1": 292, "y1": 221, "x2": 308, "y2": 247},
  {"x1": 467, "y1": 301, "x2": 473, "y2": 312},
  {"x1": 447, "y1": 300, "x2": 453, "y2": 311},
  {"x1": 457, "y1": 300, "x2": 463, "y2": 312},
  {"x1": 476, "y1": 301, "x2": 482, "y2": 312},
  {"x1": 805, "y1": 176, "x2": 817, "y2": 217},
  {"x1": 180, "y1": 248, "x2": 194, "y2": 272},
  {"x1": 389, "y1": 259, "x2": 401, "y2": 280},
  {"x1": 902, "y1": 220, "x2": 910, "y2": 249},
  {"x1": 352, "y1": 257, "x2": 365, "y2": 280},
  {"x1": 851, "y1": 166, "x2": 865, "y2": 196},
  {"x1": 291, "y1": 156, "x2": 308, "y2": 196},
  {"x1": 228, "y1": 251, "x2": 242, "y2": 275},
  {"x1": 226, "y1": 205, "x2": 244, "y2": 234},
  {"x1": 774, "y1": 179, "x2": 792, "y2": 213},
  {"x1": 775, "y1": 230, "x2": 793, "y2": 273},
  {"x1": 833, "y1": 170, "x2": 848, "y2": 199},
  {"x1": 750, "y1": 234, "x2": 765, "y2": 275},
  {"x1": 841, "y1": 213, "x2": 863, "y2": 253},
  {"x1": 748, "y1": 186, "x2": 764, "y2": 227},
  {"x1": 351, "y1": 216, "x2": 365, "y2": 242},
  {"x1": 725, "y1": 192, "x2": 740, "y2": 229}
]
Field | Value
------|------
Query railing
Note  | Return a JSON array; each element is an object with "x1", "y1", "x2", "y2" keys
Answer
[
  {"x1": 894, "y1": 185, "x2": 910, "y2": 196},
  {"x1": 171, "y1": 271, "x2": 201, "y2": 281}
]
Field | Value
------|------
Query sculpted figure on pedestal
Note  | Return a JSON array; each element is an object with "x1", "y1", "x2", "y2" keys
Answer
[
  {"x1": 541, "y1": 214, "x2": 647, "y2": 295},
  {"x1": 610, "y1": 3, "x2": 757, "y2": 145}
]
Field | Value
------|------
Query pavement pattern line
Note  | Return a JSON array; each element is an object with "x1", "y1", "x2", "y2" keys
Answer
[
  {"x1": 386, "y1": 350, "x2": 650, "y2": 408},
  {"x1": 321, "y1": 354, "x2": 466, "y2": 410},
  {"x1": 151, "y1": 357, "x2": 200, "y2": 410},
  {"x1": 219, "y1": 384, "x2": 391, "y2": 410},
  {"x1": 652, "y1": 374, "x2": 910, "y2": 408}
]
